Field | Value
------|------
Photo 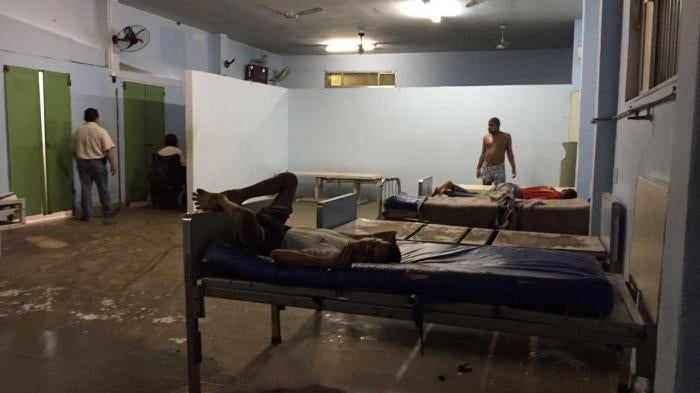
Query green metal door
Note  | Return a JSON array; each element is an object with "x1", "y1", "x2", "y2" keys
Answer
[
  {"x1": 124, "y1": 82, "x2": 147, "y2": 202},
  {"x1": 145, "y1": 84, "x2": 165, "y2": 171},
  {"x1": 4, "y1": 66, "x2": 44, "y2": 215},
  {"x1": 43, "y1": 71, "x2": 73, "y2": 213},
  {"x1": 124, "y1": 82, "x2": 165, "y2": 202}
]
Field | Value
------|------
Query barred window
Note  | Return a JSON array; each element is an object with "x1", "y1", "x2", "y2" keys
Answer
[
  {"x1": 325, "y1": 72, "x2": 396, "y2": 88},
  {"x1": 627, "y1": 0, "x2": 681, "y2": 99}
]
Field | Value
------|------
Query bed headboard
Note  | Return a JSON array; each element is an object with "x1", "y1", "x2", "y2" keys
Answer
[
  {"x1": 183, "y1": 197, "x2": 273, "y2": 281},
  {"x1": 629, "y1": 177, "x2": 668, "y2": 324},
  {"x1": 418, "y1": 176, "x2": 433, "y2": 197},
  {"x1": 377, "y1": 177, "x2": 401, "y2": 219},
  {"x1": 600, "y1": 192, "x2": 625, "y2": 273}
]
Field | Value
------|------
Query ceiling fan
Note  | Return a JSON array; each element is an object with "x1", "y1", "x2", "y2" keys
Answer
[
  {"x1": 496, "y1": 24, "x2": 511, "y2": 50},
  {"x1": 259, "y1": 1, "x2": 323, "y2": 19}
]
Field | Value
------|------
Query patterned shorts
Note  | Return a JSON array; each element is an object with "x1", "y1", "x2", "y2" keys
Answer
[{"x1": 481, "y1": 162, "x2": 506, "y2": 184}]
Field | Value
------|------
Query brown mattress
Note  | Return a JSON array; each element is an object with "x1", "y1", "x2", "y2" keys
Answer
[
  {"x1": 515, "y1": 199, "x2": 590, "y2": 235},
  {"x1": 419, "y1": 194, "x2": 507, "y2": 228}
]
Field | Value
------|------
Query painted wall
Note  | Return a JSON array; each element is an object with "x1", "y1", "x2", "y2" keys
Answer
[
  {"x1": 576, "y1": 0, "x2": 601, "y2": 199},
  {"x1": 0, "y1": 0, "x2": 104, "y2": 50},
  {"x1": 648, "y1": 0, "x2": 700, "y2": 390},
  {"x1": 572, "y1": 18, "x2": 583, "y2": 91},
  {"x1": 289, "y1": 85, "x2": 572, "y2": 197},
  {"x1": 280, "y1": 49, "x2": 573, "y2": 88},
  {"x1": 589, "y1": 0, "x2": 623, "y2": 235},
  {"x1": 0, "y1": 13, "x2": 104, "y2": 67},
  {"x1": 114, "y1": 4, "x2": 215, "y2": 79},
  {"x1": 185, "y1": 71, "x2": 288, "y2": 211}
]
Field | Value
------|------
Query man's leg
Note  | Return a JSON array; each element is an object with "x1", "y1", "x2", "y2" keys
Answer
[
  {"x1": 223, "y1": 173, "x2": 298, "y2": 209},
  {"x1": 193, "y1": 191, "x2": 261, "y2": 247},
  {"x1": 77, "y1": 160, "x2": 94, "y2": 220},
  {"x1": 92, "y1": 160, "x2": 114, "y2": 216}
]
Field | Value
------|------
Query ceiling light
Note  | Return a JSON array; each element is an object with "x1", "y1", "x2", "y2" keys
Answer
[
  {"x1": 399, "y1": 0, "x2": 463, "y2": 23},
  {"x1": 324, "y1": 39, "x2": 377, "y2": 53}
]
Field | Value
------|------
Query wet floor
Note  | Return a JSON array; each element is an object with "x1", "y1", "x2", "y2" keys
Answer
[{"x1": 0, "y1": 203, "x2": 620, "y2": 393}]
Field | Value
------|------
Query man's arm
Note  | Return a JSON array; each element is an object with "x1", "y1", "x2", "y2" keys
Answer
[
  {"x1": 506, "y1": 133, "x2": 516, "y2": 178},
  {"x1": 476, "y1": 136, "x2": 486, "y2": 178},
  {"x1": 105, "y1": 147, "x2": 117, "y2": 176}
]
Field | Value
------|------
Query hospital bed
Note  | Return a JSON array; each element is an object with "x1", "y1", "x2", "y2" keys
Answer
[
  {"x1": 379, "y1": 177, "x2": 517, "y2": 230},
  {"x1": 183, "y1": 177, "x2": 663, "y2": 392},
  {"x1": 379, "y1": 177, "x2": 590, "y2": 235},
  {"x1": 293, "y1": 171, "x2": 384, "y2": 204}
]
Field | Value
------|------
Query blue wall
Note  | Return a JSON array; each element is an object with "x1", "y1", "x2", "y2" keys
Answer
[
  {"x1": 576, "y1": 0, "x2": 601, "y2": 199},
  {"x1": 572, "y1": 18, "x2": 583, "y2": 91},
  {"x1": 281, "y1": 48, "x2": 573, "y2": 88}
]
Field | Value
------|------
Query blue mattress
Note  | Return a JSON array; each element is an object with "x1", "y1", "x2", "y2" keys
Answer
[
  {"x1": 202, "y1": 242, "x2": 613, "y2": 316},
  {"x1": 384, "y1": 192, "x2": 424, "y2": 212}
]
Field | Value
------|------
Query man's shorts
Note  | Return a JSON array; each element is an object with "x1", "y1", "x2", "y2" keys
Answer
[
  {"x1": 480, "y1": 162, "x2": 506, "y2": 185},
  {"x1": 254, "y1": 206, "x2": 293, "y2": 256}
]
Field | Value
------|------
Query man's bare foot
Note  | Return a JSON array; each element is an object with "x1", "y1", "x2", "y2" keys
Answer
[{"x1": 193, "y1": 189, "x2": 222, "y2": 210}]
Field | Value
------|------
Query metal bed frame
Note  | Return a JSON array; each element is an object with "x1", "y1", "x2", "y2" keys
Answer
[
  {"x1": 183, "y1": 207, "x2": 655, "y2": 393},
  {"x1": 378, "y1": 177, "x2": 516, "y2": 229}
]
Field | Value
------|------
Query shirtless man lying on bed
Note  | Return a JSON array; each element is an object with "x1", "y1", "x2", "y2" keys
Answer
[{"x1": 193, "y1": 173, "x2": 401, "y2": 268}]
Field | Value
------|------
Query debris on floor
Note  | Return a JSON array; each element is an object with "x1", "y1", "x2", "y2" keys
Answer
[{"x1": 456, "y1": 361, "x2": 473, "y2": 374}]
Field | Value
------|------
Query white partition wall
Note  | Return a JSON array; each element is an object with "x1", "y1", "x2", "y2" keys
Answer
[
  {"x1": 289, "y1": 85, "x2": 571, "y2": 195},
  {"x1": 186, "y1": 70, "x2": 288, "y2": 211}
]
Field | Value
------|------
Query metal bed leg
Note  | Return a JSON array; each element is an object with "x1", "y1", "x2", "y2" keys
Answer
[
  {"x1": 271, "y1": 304, "x2": 282, "y2": 345},
  {"x1": 185, "y1": 286, "x2": 203, "y2": 393}
]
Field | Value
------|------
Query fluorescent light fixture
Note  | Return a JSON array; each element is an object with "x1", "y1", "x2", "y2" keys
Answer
[
  {"x1": 399, "y1": 0, "x2": 463, "y2": 23},
  {"x1": 324, "y1": 39, "x2": 377, "y2": 53}
]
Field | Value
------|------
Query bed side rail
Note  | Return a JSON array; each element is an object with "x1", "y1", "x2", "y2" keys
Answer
[
  {"x1": 377, "y1": 177, "x2": 401, "y2": 219},
  {"x1": 418, "y1": 176, "x2": 433, "y2": 197},
  {"x1": 317, "y1": 193, "x2": 358, "y2": 229},
  {"x1": 600, "y1": 192, "x2": 626, "y2": 273}
]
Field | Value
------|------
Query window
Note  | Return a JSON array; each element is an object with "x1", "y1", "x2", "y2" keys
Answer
[
  {"x1": 325, "y1": 72, "x2": 396, "y2": 88},
  {"x1": 627, "y1": 0, "x2": 681, "y2": 100}
]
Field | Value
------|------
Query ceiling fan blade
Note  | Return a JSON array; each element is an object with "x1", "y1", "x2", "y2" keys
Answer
[
  {"x1": 296, "y1": 7, "x2": 323, "y2": 16},
  {"x1": 258, "y1": 4, "x2": 288, "y2": 17}
]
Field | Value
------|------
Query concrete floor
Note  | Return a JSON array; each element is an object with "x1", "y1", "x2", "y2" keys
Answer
[{"x1": 0, "y1": 201, "x2": 621, "y2": 393}]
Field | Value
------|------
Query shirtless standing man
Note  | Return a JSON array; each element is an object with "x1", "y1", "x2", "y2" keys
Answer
[{"x1": 476, "y1": 117, "x2": 516, "y2": 185}]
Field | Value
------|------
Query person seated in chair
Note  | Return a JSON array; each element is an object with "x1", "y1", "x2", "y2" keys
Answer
[
  {"x1": 150, "y1": 134, "x2": 186, "y2": 209},
  {"x1": 158, "y1": 134, "x2": 185, "y2": 166},
  {"x1": 193, "y1": 173, "x2": 401, "y2": 269}
]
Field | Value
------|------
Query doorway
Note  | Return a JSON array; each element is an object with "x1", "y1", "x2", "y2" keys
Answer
[
  {"x1": 4, "y1": 66, "x2": 73, "y2": 216},
  {"x1": 123, "y1": 81, "x2": 165, "y2": 203}
]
